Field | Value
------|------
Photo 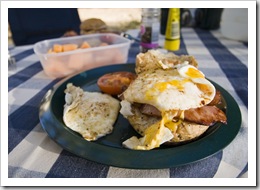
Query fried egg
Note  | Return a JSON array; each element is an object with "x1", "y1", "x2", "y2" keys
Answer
[
  {"x1": 123, "y1": 64, "x2": 215, "y2": 112},
  {"x1": 122, "y1": 110, "x2": 182, "y2": 150},
  {"x1": 123, "y1": 120, "x2": 173, "y2": 150},
  {"x1": 177, "y1": 64, "x2": 205, "y2": 79},
  {"x1": 121, "y1": 63, "x2": 216, "y2": 150},
  {"x1": 63, "y1": 83, "x2": 120, "y2": 141}
]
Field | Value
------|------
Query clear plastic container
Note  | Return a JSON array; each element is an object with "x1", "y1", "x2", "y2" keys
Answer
[{"x1": 33, "y1": 33, "x2": 131, "y2": 78}]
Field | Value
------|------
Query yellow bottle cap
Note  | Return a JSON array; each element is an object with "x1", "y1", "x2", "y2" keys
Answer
[{"x1": 164, "y1": 39, "x2": 180, "y2": 51}]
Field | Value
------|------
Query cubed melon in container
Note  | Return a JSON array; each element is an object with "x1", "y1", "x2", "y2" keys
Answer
[{"x1": 33, "y1": 33, "x2": 131, "y2": 78}]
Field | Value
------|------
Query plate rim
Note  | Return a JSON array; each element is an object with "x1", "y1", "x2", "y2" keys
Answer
[{"x1": 39, "y1": 63, "x2": 242, "y2": 169}]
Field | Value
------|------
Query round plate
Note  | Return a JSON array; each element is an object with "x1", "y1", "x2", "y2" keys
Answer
[{"x1": 39, "y1": 63, "x2": 242, "y2": 169}]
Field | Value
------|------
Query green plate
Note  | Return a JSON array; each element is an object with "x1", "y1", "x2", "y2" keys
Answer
[{"x1": 39, "y1": 63, "x2": 241, "y2": 169}]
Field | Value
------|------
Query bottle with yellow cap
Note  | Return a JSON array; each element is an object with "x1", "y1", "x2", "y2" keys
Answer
[{"x1": 164, "y1": 8, "x2": 180, "y2": 51}]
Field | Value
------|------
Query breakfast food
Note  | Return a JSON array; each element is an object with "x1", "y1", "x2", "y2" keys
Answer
[
  {"x1": 45, "y1": 45, "x2": 126, "y2": 78},
  {"x1": 44, "y1": 57, "x2": 73, "y2": 77},
  {"x1": 80, "y1": 41, "x2": 91, "y2": 48},
  {"x1": 120, "y1": 50, "x2": 227, "y2": 150},
  {"x1": 97, "y1": 72, "x2": 136, "y2": 96},
  {"x1": 47, "y1": 41, "x2": 91, "y2": 54},
  {"x1": 63, "y1": 83, "x2": 120, "y2": 141}
]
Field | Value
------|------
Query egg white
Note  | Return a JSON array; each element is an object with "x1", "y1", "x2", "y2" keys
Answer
[
  {"x1": 63, "y1": 83, "x2": 120, "y2": 141},
  {"x1": 123, "y1": 68, "x2": 215, "y2": 111}
]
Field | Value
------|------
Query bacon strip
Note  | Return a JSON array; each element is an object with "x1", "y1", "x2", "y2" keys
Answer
[
  {"x1": 140, "y1": 104, "x2": 227, "y2": 126},
  {"x1": 184, "y1": 106, "x2": 227, "y2": 126},
  {"x1": 140, "y1": 104, "x2": 161, "y2": 117},
  {"x1": 136, "y1": 89, "x2": 227, "y2": 126},
  {"x1": 208, "y1": 90, "x2": 222, "y2": 106}
]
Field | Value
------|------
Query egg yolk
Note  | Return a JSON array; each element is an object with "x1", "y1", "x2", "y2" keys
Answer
[
  {"x1": 186, "y1": 67, "x2": 204, "y2": 78},
  {"x1": 165, "y1": 121, "x2": 181, "y2": 133},
  {"x1": 196, "y1": 83, "x2": 212, "y2": 96},
  {"x1": 139, "y1": 121, "x2": 163, "y2": 149},
  {"x1": 164, "y1": 111, "x2": 184, "y2": 133},
  {"x1": 145, "y1": 79, "x2": 190, "y2": 100},
  {"x1": 134, "y1": 110, "x2": 184, "y2": 150}
]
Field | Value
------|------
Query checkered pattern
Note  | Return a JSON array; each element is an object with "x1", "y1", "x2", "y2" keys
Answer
[{"x1": 8, "y1": 28, "x2": 248, "y2": 178}]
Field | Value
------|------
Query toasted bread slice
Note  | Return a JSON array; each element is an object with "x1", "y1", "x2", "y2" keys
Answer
[{"x1": 135, "y1": 50, "x2": 199, "y2": 74}]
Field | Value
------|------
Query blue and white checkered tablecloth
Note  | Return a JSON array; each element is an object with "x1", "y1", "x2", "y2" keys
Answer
[{"x1": 7, "y1": 28, "x2": 249, "y2": 183}]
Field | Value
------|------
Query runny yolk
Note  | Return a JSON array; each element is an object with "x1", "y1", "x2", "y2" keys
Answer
[
  {"x1": 186, "y1": 67, "x2": 205, "y2": 78},
  {"x1": 163, "y1": 110, "x2": 184, "y2": 133},
  {"x1": 145, "y1": 79, "x2": 190, "y2": 100}
]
